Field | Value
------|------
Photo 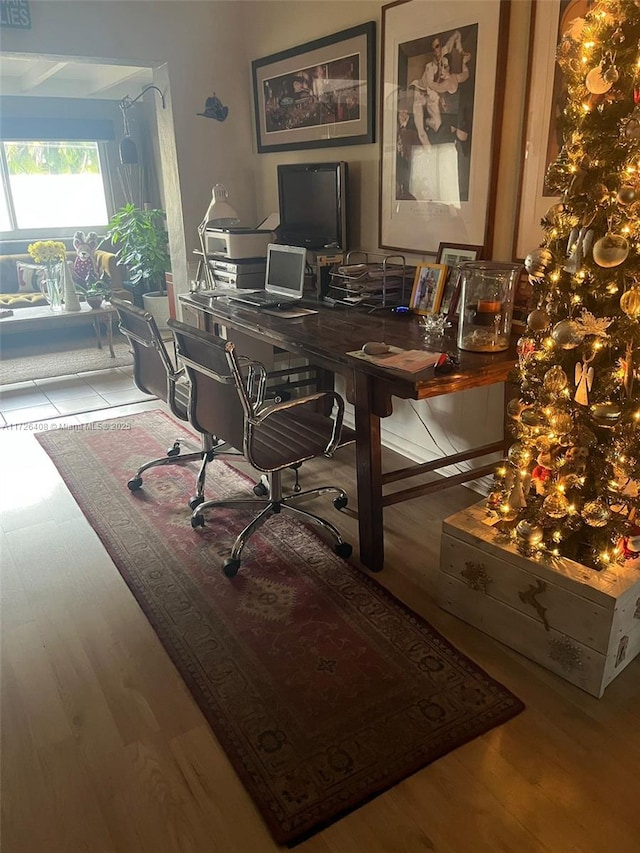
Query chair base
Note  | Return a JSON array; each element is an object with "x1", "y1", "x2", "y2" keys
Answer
[
  {"x1": 190, "y1": 470, "x2": 351, "y2": 576},
  {"x1": 127, "y1": 436, "x2": 240, "y2": 509}
]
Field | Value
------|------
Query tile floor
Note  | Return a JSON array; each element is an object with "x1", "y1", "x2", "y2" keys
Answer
[{"x1": 0, "y1": 365, "x2": 156, "y2": 428}]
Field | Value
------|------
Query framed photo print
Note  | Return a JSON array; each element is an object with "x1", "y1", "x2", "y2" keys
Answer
[
  {"x1": 436, "y1": 242, "x2": 482, "y2": 315},
  {"x1": 251, "y1": 22, "x2": 376, "y2": 153},
  {"x1": 409, "y1": 263, "x2": 447, "y2": 315},
  {"x1": 514, "y1": 0, "x2": 580, "y2": 259},
  {"x1": 379, "y1": 0, "x2": 510, "y2": 255},
  {"x1": 511, "y1": 268, "x2": 533, "y2": 329}
]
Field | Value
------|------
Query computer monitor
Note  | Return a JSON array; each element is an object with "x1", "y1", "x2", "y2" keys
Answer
[
  {"x1": 264, "y1": 243, "x2": 307, "y2": 299},
  {"x1": 277, "y1": 162, "x2": 348, "y2": 251}
]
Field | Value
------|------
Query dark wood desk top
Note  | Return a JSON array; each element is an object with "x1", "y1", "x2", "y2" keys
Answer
[{"x1": 180, "y1": 293, "x2": 517, "y2": 402}]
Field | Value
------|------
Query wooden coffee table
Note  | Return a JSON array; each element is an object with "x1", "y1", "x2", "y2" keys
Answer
[{"x1": 0, "y1": 302, "x2": 117, "y2": 357}]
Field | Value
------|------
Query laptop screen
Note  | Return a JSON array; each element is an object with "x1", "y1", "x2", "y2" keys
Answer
[{"x1": 265, "y1": 244, "x2": 307, "y2": 298}]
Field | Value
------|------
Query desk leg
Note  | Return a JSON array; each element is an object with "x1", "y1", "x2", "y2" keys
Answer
[{"x1": 354, "y1": 371, "x2": 384, "y2": 572}]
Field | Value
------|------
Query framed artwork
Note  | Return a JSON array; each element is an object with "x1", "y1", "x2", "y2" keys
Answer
[
  {"x1": 511, "y1": 268, "x2": 533, "y2": 329},
  {"x1": 514, "y1": 0, "x2": 586, "y2": 259},
  {"x1": 436, "y1": 242, "x2": 482, "y2": 315},
  {"x1": 409, "y1": 262, "x2": 447, "y2": 315},
  {"x1": 379, "y1": 0, "x2": 510, "y2": 255},
  {"x1": 251, "y1": 22, "x2": 376, "y2": 153}
]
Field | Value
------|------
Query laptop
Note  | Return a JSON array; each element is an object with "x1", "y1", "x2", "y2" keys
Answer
[{"x1": 228, "y1": 244, "x2": 307, "y2": 308}]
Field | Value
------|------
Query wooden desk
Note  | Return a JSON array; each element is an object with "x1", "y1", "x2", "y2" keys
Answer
[{"x1": 180, "y1": 294, "x2": 517, "y2": 571}]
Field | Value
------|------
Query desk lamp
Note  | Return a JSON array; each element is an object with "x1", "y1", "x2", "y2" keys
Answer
[{"x1": 197, "y1": 184, "x2": 240, "y2": 288}]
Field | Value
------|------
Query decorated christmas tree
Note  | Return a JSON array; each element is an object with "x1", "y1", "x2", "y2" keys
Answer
[{"x1": 490, "y1": 0, "x2": 640, "y2": 570}]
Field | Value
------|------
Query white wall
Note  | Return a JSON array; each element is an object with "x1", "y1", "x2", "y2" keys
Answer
[{"x1": 1, "y1": 0, "x2": 532, "y2": 479}]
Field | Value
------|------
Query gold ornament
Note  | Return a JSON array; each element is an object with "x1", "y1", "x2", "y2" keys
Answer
[
  {"x1": 620, "y1": 287, "x2": 640, "y2": 319},
  {"x1": 515, "y1": 520, "x2": 544, "y2": 547},
  {"x1": 592, "y1": 233, "x2": 629, "y2": 267},
  {"x1": 585, "y1": 65, "x2": 613, "y2": 95},
  {"x1": 543, "y1": 492, "x2": 570, "y2": 518},
  {"x1": 551, "y1": 319, "x2": 583, "y2": 349},
  {"x1": 520, "y1": 407, "x2": 546, "y2": 428},
  {"x1": 543, "y1": 365, "x2": 569, "y2": 392},
  {"x1": 589, "y1": 401, "x2": 622, "y2": 427},
  {"x1": 524, "y1": 248, "x2": 553, "y2": 278},
  {"x1": 527, "y1": 308, "x2": 551, "y2": 331},
  {"x1": 550, "y1": 412, "x2": 573, "y2": 435},
  {"x1": 581, "y1": 499, "x2": 611, "y2": 527},
  {"x1": 617, "y1": 185, "x2": 636, "y2": 205}
]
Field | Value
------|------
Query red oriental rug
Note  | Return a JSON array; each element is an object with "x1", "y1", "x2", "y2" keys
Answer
[{"x1": 36, "y1": 410, "x2": 524, "y2": 845}]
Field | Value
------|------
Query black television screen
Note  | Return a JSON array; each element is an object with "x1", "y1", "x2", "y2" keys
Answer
[{"x1": 277, "y1": 162, "x2": 348, "y2": 251}]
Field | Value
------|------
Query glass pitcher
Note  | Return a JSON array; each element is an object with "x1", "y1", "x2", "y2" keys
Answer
[{"x1": 457, "y1": 262, "x2": 521, "y2": 352}]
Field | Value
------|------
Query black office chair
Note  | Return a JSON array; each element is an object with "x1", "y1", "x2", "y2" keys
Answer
[
  {"x1": 168, "y1": 318, "x2": 353, "y2": 577},
  {"x1": 112, "y1": 298, "x2": 240, "y2": 509}
]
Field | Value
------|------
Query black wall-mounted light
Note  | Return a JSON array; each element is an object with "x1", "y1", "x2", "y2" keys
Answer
[{"x1": 118, "y1": 84, "x2": 166, "y2": 165}]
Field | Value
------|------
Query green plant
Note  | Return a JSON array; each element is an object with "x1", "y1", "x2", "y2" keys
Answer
[
  {"x1": 104, "y1": 204, "x2": 170, "y2": 295},
  {"x1": 84, "y1": 273, "x2": 111, "y2": 301}
]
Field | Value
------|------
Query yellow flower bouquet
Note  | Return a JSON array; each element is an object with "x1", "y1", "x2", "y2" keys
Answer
[{"x1": 27, "y1": 240, "x2": 67, "y2": 310}]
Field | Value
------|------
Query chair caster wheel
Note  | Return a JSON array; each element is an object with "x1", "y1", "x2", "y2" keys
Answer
[
  {"x1": 189, "y1": 495, "x2": 204, "y2": 510},
  {"x1": 191, "y1": 514, "x2": 205, "y2": 528},
  {"x1": 293, "y1": 484, "x2": 302, "y2": 493},
  {"x1": 127, "y1": 476, "x2": 143, "y2": 491},
  {"x1": 223, "y1": 558, "x2": 240, "y2": 578},
  {"x1": 167, "y1": 441, "x2": 181, "y2": 457},
  {"x1": 333, "y1": 495, "x2": 348, "y2": 510},
  {"x1": 253, "y1": 482, "x2": 269, "y2": 497},
  {"x1": 335, "y1": 542, "x2": 352, "y2": 559}
]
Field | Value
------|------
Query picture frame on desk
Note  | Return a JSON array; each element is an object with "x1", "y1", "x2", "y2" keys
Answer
[
  {"x1": 378, "y1": 0, "x2": 509, "y2": 254},
  {"x1": 409, "y1": 263, "x2": 447, "y2": 315},
  {"x1": 435, "y1": 242, "x2": 482, "y2": 316},
  {"x1": 251, "y1": 22, "x2": 376, "y2": 154},
  {"x1": 511, "y1": 268, "x2": 533, "y2": 329},
  {"x1": 513, "y1": 0, "x2": 576, "y2": 260}
]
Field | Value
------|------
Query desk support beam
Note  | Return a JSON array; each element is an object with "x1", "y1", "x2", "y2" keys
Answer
[{"x1": 354, "y1": 371, "x2": 384, "y2": 572}]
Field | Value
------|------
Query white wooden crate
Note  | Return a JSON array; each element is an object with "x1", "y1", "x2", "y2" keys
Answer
[{"x1": 439, "y1": 502, "x2": 640, "y2": 697}]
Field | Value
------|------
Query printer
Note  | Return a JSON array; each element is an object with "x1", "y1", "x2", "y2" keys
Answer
[{"x1": 205, "y1": 226, "x2": 273, "y2": 260}]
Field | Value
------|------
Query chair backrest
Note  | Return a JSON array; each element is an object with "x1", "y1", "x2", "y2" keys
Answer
[
  {"x1": 111, "y1": 298, "x2": 180, "y2": 412},
  {"x1": 168, "y1": 319, "x2": 249, "y2": 453}
]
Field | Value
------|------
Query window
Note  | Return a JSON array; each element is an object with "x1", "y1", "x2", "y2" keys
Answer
[{"x1": 0, "y1": 140, "x2": 110, "y2": 235}]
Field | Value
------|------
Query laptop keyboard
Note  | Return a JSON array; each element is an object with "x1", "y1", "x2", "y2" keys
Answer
[{"x1": 229, "y1": 292, "x2": 300, "y2": 308}]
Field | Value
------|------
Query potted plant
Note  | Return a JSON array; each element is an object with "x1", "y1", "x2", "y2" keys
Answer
[
  {"x1": 84, "y1": 275, "x2": 111, "y2": 310},
  {"x1": 104, "y1": 203, "x2": 171, "y2": 326}
]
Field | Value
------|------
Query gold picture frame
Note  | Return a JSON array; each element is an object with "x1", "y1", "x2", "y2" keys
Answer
[{"x1": 409, "y1": 263, "x2": 447, "y2": 315}]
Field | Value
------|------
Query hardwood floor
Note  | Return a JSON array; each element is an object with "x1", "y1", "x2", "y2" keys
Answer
[{"x1": 2, "y1": 401, "x2": 639, "y2": 853}]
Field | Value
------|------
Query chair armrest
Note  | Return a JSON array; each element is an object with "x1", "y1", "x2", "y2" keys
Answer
[{"x1": 253, "y1": 391, "x2": 345, "y2": 457}]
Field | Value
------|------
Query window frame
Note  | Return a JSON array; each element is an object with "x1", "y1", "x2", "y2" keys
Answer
[{"x1": 0, "y1": 139, "x2": 115, "y2": 242}]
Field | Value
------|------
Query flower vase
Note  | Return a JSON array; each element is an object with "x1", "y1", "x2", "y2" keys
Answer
[
  {"x1": 62, "y1": 261, "x2": 82, "y2": 312},
  {"x1": 42, "y1": 264, "x2": 63, "y2": 312}
]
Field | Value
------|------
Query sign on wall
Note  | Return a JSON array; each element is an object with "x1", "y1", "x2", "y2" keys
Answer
[{"x1": 1, "y1": 0, "x2": 31, "y2": 29}]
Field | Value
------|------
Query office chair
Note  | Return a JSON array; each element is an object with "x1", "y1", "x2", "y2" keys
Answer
[
  {"x1": 112, "y1": 298, "x2": 240, "y2": 509},
  {"x1": 168, "y1": 319, "x2": 353, "y2": 577}
]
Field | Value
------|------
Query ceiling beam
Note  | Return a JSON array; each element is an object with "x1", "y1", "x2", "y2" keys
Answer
[{"x1": 20, "y1": 60, "x2": 68, "y2": 92}]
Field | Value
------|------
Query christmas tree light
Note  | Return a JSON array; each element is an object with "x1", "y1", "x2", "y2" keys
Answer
[{"x1": 489, "y1": 0, "x2": 640, "y2": 570}]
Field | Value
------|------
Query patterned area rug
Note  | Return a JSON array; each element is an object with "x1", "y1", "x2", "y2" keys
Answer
[{"x1": 36, "y1": 410, "x2": 524, "y2": 845}]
